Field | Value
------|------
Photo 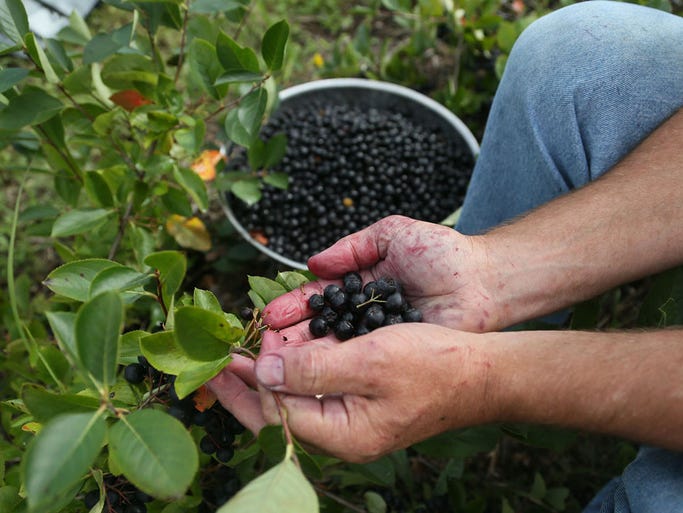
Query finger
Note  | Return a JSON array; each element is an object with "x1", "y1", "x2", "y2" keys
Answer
[
  {"x1": 254, "y1": 335, "x2": 385, "y2": 396},
  {"x1": 308, "y1": 215, "x2": 417, "y2": 278},
  {"x1": 207, "y1": 369, "x2": 267, "y2": 435},
  {"x1": 225, "y1": 354, "x2": 257, "y2": 388},
  {"x1": 261, "y1": 281, "x2": 332, "y2": 329},
  {"x1": 259, "y1": 385, "x2": 374, "y2": 461}
]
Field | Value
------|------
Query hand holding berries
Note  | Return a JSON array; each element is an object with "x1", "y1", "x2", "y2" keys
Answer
[{"x1": 305, "y1": 274, "x2": 422, "y2": 340}]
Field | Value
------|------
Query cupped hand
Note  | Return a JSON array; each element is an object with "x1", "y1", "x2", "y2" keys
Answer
[
  {"x1": 208, "y1": 322, "x2": 499, "y2": 463},
  {"x1": 262, "y1": 215, "x2": 504, "y2": 334}
]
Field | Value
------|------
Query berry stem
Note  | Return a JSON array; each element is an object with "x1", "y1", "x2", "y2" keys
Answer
[{"x1": 272, "y1": 392, "x2": 301, "y2": 470}]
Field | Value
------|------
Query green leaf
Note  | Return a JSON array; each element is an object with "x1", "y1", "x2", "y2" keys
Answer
[
  {"x1": 224, "y1": 88, "x2": 267, "y2": 147},
  {"x1": 83, "y1": 23, "x2": 135, "y2": 65},
  {"x1": 215, "y1": 70, "x2": 263, "y2": 86},
  {"x1": 174, "y1": 356, "x2": 231, "y2": 399},
  {"x1": 216, "y1": 31, "x2": 260, "y2": 73},
  {"x1": 51, "y1": 208, "x2": 114, "y2": 237},
  {"x1": 190, "y1": 0, "x2": 248, "y2": 13},
  {"x1": 24, "y1": 33, "x2": 58, "y2": 83},
  {"x1": 101, "y1": 54, "x2": 158, "y2": 90},
  {"x1": 364, "y1": 491, "x2": 387, "y2": 513},
  {"x1": 231, "y1": 178, "x2": 261, "y2": 206},
  {"x1": 173, "y1": 166, "x2": 209, "y2": 211},
  {"x1": 23, "y1": 411, "x2": 106, "y2": 513},
  {"x1": 248, "y1": 275, "x2": 288, "y2": 304},
  {"x1": 144, "y1": 251, "x2": 187, "y2": 308},
  {"x1": 276, "y1": 271, "x2": 310, "y2": 291},
  {"x1": 0, "y1": 0, "x2": 28, "y2": 44},
  {"x1": 263, "y1": 133, "x2": 287, "y2": 167},
  {"x1": 89, "y1": 266, "x2": 153, "y2": 301},
  {"x1": 140, "y1": 331, "x2": 196, "y2": 375},
  {"x1": 529, "y1": 472, "x2": 546, "y2": 500},
  {"x1": 217, "y1": 456, "x2": 318, "y2": 513},
  {"x1": 193, "y1": 288, "x2": 223, "y2": 313},
  {"x1": 119, "y1": 330, "x2": 147, "y2": 365},
  {"x1": 108, "y1": 409, "x2": 199, "y2": 499},
  {"x1": 263, "y1": 172, "x2": 289, "y2": 190},
  {"x1": 0, "y1": 67, "x2": 28, "y2": 93},
  {"x1": 84, "y1": 171, "x2": 114, "y2": 208},
  {"x1": 188, "y1": 38, "x2": 226, "y2": 99},
  {"x1": 261, "y1": 20, "x2": 289, "y2": 72},
  {"x1": 44, "y1": 259, "x2": 122, "y2": 302},
  {"x1": 0, "y1": 486, "x2": 22, "y2": 512},
  {"x1": 45, "y1": 311, "x2": 78, "y2": 363},
  {"x1": 174, "y1": 306, "x2": 243, "y2": 361},
  {"x1": 75, "y1": 291, "x2": 123, "y2": 387},
  {"x1": 21, "y1": 386, "x2": 100, "y2": 424},
  {"x1": 0, "y1": 88, "x2": 63, "y2": 130}
]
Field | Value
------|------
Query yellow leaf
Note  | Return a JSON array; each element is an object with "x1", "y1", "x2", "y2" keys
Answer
[
  {"x1": 191, "y1": 149, "x2": 224, "y2": 182},
  {"x1": 166, "y1": 215, "x2": 212, "y2": 252},
  {"x1": 22, "y1": 421, "x2": 42, "y2": 434}
]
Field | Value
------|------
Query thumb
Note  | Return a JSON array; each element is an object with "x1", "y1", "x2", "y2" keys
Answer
[
  {"x1": 308, "y1": 215, "x2": 415, "y2": 277},
  {"x1": 254, "y1": 340, "x2": 377, "y2": 396}
]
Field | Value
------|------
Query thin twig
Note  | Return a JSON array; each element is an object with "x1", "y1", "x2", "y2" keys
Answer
[
  {"x1": 314, "y1": 486, "x2": 367, "y2": 513},
  {"x1": 108, "y1": 199, "x2": 134, "y2": 260},
  {"x1": 174, "y1": 7, "x2": 190, "y2": 84},
  {"x1": 273, "y1": 392, "x2": 301, "y2": 469}
]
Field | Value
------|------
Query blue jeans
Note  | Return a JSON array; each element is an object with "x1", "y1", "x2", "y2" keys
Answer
[{"x1": 455, "y1": 2, "x2": 683, "y2": 512}]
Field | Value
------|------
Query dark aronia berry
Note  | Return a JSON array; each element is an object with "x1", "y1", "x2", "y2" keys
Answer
[
  {"x1": 334, "y1": 320, "x2": 355, "y2": 341},
  {"x1": 364, "y1": 305, "x2": 385, "y2": 329},
  {"x1": 308, "y1": 293, "x2": 325, "y2": 311},
  {"x1": 343, "y1": 272, "x2": 363, "y2": 294},
  {"x1": 124, "y1": 363, "x2": 146, "y2": 384},
  {"x1": 84, "y1": 490, "x2": 99, "y2": 509},
  {"x1": 327, "y1": 290, "x2": 347, "y2": 311},
  {"x1": 323, "y1": 284, "x2": 342, "y2": 302},
  {"x1": 309, "y1": 316, "x2": 330, "y2": 337},
  {"x1": 385, "y1": 292, "x2": 406, "y2": 313},
  {"x1": 402, "y1": 308, "x2": 423, "y2": 323},
  {"x1": 200, "y1": 435, "x2": 217, "y2": 455}
]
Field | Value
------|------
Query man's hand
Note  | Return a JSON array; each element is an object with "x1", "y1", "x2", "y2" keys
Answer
[
  {"x1": 209, "y1": 323, "x2": 498, "y2": 462},
  {"x1": 263, "y1": 215, "x2": 505, "y2": 333}
]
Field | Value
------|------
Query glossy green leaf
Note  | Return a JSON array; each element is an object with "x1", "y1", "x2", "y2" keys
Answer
[
  {"x1": 217, "y1": 455, "x2": 318, "y2": 513},
  {"x1": 231, "y1": 178, "x2": 261, "y2": 206},
  {"x1": 23, "y1": 411, "x2": 106, "y2": 513},
  {"x1": 225, "y1": 87, "x2": 267, "y2": 147},
  {"x1": 173, "y1": 166, "x2": 209, "y2": 211},
  {"x1": 174, "y1": 356, "x2": 231, "y2": 399},
  {"x1": 193, "y1": 288, "x2": 223, "y2": 313},
  {"x1": 84, "y1": 171, "x2": 114, "y2": 207},
  {"x1": 44, "y1": 259, "x2": 122, "y2": 302},
  {"x1": 215, "y1": 70, "x2": 263, "y2": 85},
  {"x1": 0, "y1": 67, "x2": 28, "y2": 92},
  {"x1": 21, "y1": 386, "x2": 100, "y2": 424},
  {"x1": 24, "y1": 33, "x2": 58, "y2": 83},
  {"x1": 190, "y1": 0, "x2": 247, "y2": 13},
  {"x1": 174, "y1": 306, "x2": 242, "y2": 361},
  {"x1": 45, "y1": 311, "x2": 78, "y2": 361},
  {"x1": 188, "y1": 38, "x2": 226, "y2": 99},
  {"x1": 51, "y1": 208, "x2": 114, "y2": 237},
  {"x1": 263, "y1": 133, "x2": 287, "y2": 167},
  {"x1": 108, "y1": 409, "x2": 198, "y2": 499},
  {"x1": 140, "y1": 330, "x2": 197, "y2": 375},
  {"x1": 0, "y1": 486, "x2": 22, "y2": 512},
  {"x1": 263, "y1": 172, "x2": 288, "y2": 190},
  {"x1": 75, "y1": 291, "x2": 123, "y2": 387},
  {"x1": 144, "y1": 251, "x2": 187, "y2": 308},
  {"x1": 0, "y1": 0, "x2": 28, "y2": 44},
  {"x1": 88, "y1": 266, "x2": 153, "y2": 300},
  {"x1": 276, "y1": 271, "x2": 310, "y2": 291},
  {"x1": 216, "y1": 31, "x2": 260, "y2": 73},
  {"x1": 119, "y1": 330, "x2": 148, "y2": 365},
  {"x1": 101, "y1": 54, "x2": 157, "y2": 90},
  {"x1": 248, "y1": 275, "x2": 288, "y2": 304},
  {"x1": 261, "y1": 20, "x2": 289, "y2": 72},
  {"x1": 0, "y1": 88, "x2": 63, "y2": 130}
]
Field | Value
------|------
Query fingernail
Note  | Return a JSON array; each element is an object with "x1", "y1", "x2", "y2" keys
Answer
[{"x1": 256, "y1": 354, "x2": 284, "y2": 388}]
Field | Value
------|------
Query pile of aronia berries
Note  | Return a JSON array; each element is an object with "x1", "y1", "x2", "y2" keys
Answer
[
  {"x1": 227, "y1": 100, "x2": 474, "y2": 264},
  {"x1": 116, "y1": 355, "x2": 246, "y2": 512},
  {"x1": 308, "y1": 272, "x2": 422, "y2": 341}
]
